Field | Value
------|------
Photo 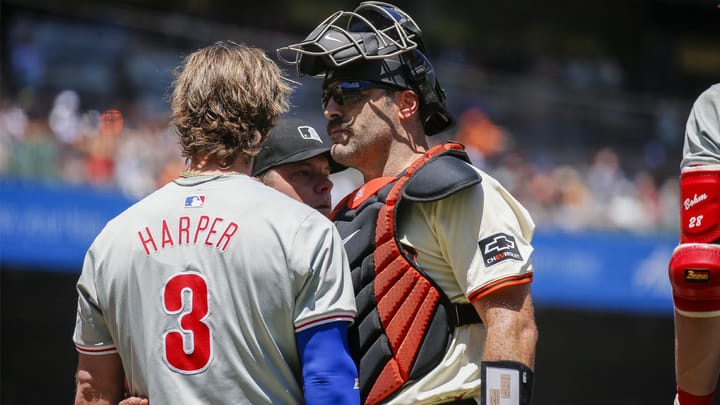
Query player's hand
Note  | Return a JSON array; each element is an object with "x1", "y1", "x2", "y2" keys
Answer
[{"x1": 119, "y1": 397, "x2": 149, "y2": 405}]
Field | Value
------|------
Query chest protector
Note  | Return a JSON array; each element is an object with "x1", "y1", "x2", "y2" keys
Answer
[{"x1": 331, "y1": 143, "x2": 483, "y2": 405}]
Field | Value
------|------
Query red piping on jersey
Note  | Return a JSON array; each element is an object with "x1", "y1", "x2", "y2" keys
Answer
[
  {"x1": 295, "y1": 313, "x2": 356, "y2": 331},
  {"x1": 75, "y1": 345, "x2": 117, "y2": 355},
  {"x1": 467, "y1": 273, "x2": 533, "y2": 303}
]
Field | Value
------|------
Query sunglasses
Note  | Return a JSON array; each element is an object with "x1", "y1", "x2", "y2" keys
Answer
[{"x1": 321, "y1": 80, "x2": 400, "y2": 109}]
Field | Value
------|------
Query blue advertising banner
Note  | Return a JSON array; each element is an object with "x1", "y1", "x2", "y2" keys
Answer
[
  {"x1": 0, "y1": 178, "x2": 677, "y2": 314},
  {"x1": 0, "y1": 178, "x2": 136, "y2": 272},
  {"x1": 530, "y1": 230, "x2": 676, "y2": 315}
]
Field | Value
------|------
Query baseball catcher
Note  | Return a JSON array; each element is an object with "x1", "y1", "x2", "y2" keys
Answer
[{"x1": 278, "y1": 2, "x2": 538, "y2": 404}]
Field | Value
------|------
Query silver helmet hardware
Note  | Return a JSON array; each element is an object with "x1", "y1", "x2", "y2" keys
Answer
[
  {"x1": 277, "y1": 2, "x2": 423, "y2": 74},
  {"x1": 277, "y1": 1, "x2": 455, "y2": 135}
]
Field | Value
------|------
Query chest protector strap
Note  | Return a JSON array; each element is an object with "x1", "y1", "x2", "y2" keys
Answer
[{"x1": 332, "y1": 143, "x2": 483, "y2": 405}]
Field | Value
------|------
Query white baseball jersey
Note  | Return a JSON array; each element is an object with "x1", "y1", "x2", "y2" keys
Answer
[
  {"x1": 682, "y1": 83, "x2": 720, "y2": 168},
  {"x1": 390, "y1": 167, "x2": 535, "y2": 404},
  {"x1": 74, "y1": 174, "x2": 356, "y2": 404}
]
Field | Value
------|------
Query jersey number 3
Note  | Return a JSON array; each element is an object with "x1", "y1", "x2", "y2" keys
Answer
[{"x1": 163, "y1": 272, "x2": 212, "y2": 374}]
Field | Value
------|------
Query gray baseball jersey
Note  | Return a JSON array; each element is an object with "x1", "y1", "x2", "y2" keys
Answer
[
  {"x1": 682, "y1": 83, "x2": 720, "y2": 168},
  {"x1": 73, "y1": 174, "x2": 356, "y2": 404}
]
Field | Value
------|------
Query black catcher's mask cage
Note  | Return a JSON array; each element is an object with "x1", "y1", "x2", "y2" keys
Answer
[{"x1": 277, "y1": 1, "x2": 455, "y2": 135}]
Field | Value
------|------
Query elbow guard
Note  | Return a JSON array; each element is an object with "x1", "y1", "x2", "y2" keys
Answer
[
  {"x1": 669, "y1": 244, "x2": 720, "y2": 317},
  {"x1": 670, "y1": 165, "x2": 720, "y2": 317}
]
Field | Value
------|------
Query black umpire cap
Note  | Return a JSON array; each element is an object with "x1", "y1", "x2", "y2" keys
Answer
[{"x1": 252, "y1": 117, "x2": 345, "y2": 177}]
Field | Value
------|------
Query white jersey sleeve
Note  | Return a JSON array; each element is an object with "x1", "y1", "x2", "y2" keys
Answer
[
  {"x1": 456, "y1": 170, "x2": 535, "y2": 302},
  {"x1": 398, "y1": 168, "x2": 535, "y2": 303},
  {"x1": 682, "y1": 83, "x2": 720, "y2": 168}
]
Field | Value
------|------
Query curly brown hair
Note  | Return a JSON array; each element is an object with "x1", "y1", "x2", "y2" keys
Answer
[{"x1": 171, "y1": 41, "x2": 292, "y2": 168}]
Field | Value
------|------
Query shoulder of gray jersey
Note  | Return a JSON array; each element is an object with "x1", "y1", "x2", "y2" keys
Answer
[{"x1": 682, "y1": 83, "x2": 720, "y2": 168}]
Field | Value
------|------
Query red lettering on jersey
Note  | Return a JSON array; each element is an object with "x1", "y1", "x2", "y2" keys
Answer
[
  {"x1": 140, "y1": 216, "x2": 237, "y2": 255},
  {"x1": 161, "y1": 219, "x2": 174, "y2": 248},
  {"x1": 204, "y1": 217, "x2": 222, "y2": 247},
  {"x1": 138, "y1": 227, "x2": 158, "y2": 255},
  {"x1": 178, "y1": 216, "x2": 191, "y2": 245},
  {"x1": 216, "y1": 222, "x2": 239, "y2": 252},
  {"x1": 163, "y1": 272, "x2": 211, "y2": 373},
  {"x1": 193, "y1": 216, "x2": 210, "y2": 244}
]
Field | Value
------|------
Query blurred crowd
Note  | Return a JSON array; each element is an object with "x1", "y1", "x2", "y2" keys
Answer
[
  {"x1": 2, "y1": 7, "x2": 696, "y2": 236},
  {"x1": 0, "y1": 91, "x2": 185, "y2": 199},
  {"x1": 447, "y1": 106, "x2": 681, "y2": 234},
  {"x1": 0, "y1": 88, "x2": 681, "y2": 235}
]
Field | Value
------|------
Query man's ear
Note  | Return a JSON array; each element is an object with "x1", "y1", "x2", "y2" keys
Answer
[{"x1": 397, "y1": 89, "x2": 420, "y2": 121}]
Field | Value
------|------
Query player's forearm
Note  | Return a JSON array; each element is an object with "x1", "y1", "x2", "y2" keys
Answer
[
  {"x1": 674, "y1": 313, "x2": 720, "y2": 395},
  {"x1": 75, "y1": 353, "x2": 126, "y2": 405},
  {"x1": 481, "y1": 314, "x2": 537, "y2": 367},
  {"x1": 474, "y1": 288, "x2": 537, "y2": 405},
  {"x1": 75, "y1": 371, "x2": 124, "y2": 405},
  {"x1": 473, "y1": 285, "x2": 537, "y2": 368}
]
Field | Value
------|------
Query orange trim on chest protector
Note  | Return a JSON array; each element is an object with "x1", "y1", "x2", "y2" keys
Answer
[{"x1": 348, "y1": 176, "x2": 396, "y2": 209}]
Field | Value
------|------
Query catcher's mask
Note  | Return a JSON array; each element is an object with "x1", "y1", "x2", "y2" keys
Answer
[{"x1": 277, "y1": 1, "x2": 454, "y2": 135}]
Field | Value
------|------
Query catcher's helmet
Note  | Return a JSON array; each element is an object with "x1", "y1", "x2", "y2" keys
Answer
[{"x1": 277, "y1": 1, "x2": 454, "y2": 135}]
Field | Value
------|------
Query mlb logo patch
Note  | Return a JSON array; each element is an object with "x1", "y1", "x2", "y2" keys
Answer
[
  {"x1": 479, "y1": 233, "x2": 523, "y2": 267},
  {"x1": 184, "y1": 195, "x2": 205, "y2": 208},
  {"x1": 297, "y1": 126, "x2": 322, "y2": 142}
]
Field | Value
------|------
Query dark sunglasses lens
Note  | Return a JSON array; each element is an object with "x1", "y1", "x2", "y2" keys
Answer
[
  {"x1": 321, "y1": 89, "x2": 339, "y2": 109},
  {"x1": 321, "y1": 92, "x2": 331, "y2": 109},
  {"x1": 321, "y1": 84, "x2": 365, "y2": 109}
]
